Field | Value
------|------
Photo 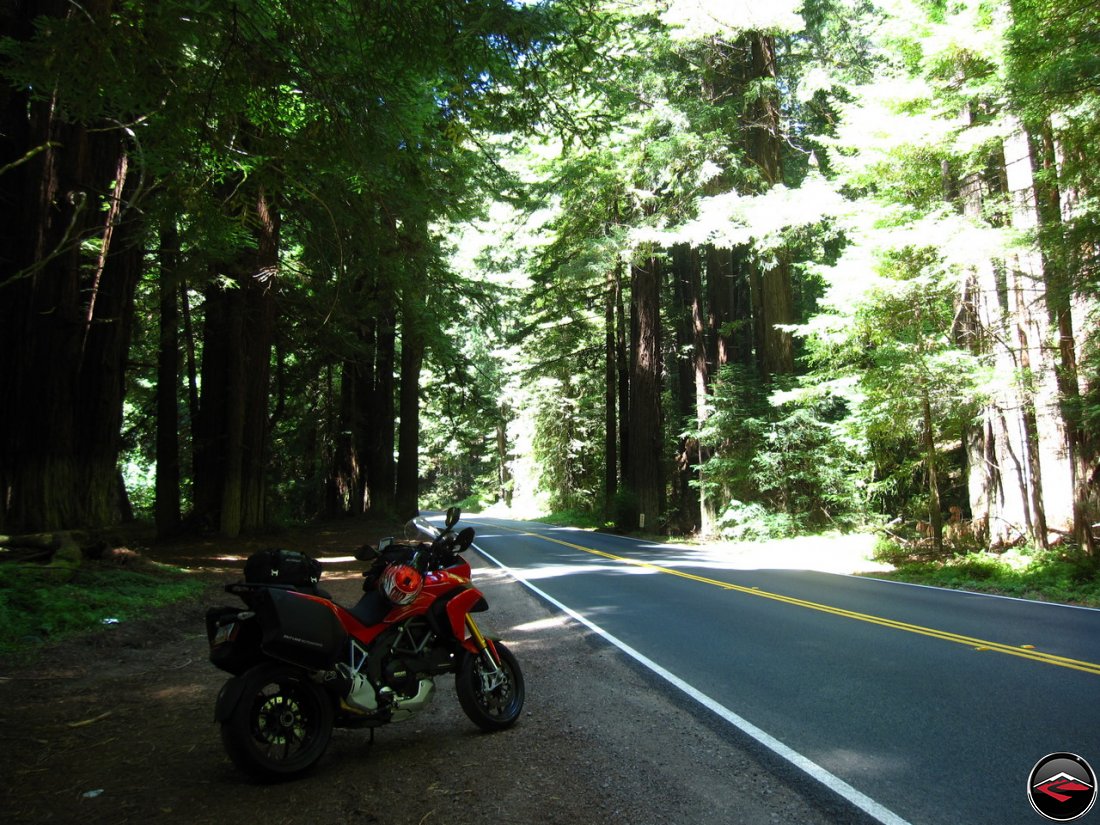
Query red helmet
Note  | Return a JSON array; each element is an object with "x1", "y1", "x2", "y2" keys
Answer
[{"x1": 379, "y1": 563, "x2": 423, "y2": 605}]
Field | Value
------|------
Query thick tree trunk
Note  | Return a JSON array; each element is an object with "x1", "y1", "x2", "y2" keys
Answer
[
  {"x1": 959, "y1": 125, "x2": 1084, "y2": 549},
  {"x1": 193, "y1": 189, "x2": 278, "y2": 537},
  {"x1": 705, "y1": 246, "x2": 754, "y2": 370},
  {"x1": 0, "y1": 2, "x2": 140, "y2": 532},
  {"x1": 672, "y1": 246, "x2": 700, "y2": 533},
  {"x1": 155, "y1": 219, "x2": 182, "y2": 535},
  {"x1": 1027, "y1": 121, "x2": 1096, "y2": 554},
  {"x1": 744, "y1": 32, "x2": 795, "y2": 379},
  {"x1": 627, "y1": 255, "x2": 663, "y2": 531}
]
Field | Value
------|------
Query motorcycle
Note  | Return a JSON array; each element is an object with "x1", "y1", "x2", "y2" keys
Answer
[{"x1": 205, "y1": 508, "x2": 524, "y2": 781}]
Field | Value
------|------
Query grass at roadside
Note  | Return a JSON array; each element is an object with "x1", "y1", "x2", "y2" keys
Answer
[
  {"x1": 0, "y1": 562, "x2": 206, "y2": 665},
  {"x1": 870, "y1": 542, "x2": 1100, "y2": 607}
]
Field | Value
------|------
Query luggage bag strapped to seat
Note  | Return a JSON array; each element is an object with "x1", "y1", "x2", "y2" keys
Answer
[{"x1": 243, "y1": 548, "x2": 323, "y2": 592}]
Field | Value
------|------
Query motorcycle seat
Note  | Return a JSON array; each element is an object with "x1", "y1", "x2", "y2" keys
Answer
[{"x1": 347, "y1": 591, "x2": 389, "y2": 627}]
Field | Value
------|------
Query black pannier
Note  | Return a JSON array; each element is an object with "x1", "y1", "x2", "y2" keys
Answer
[
  {"x1": 244, "y1": 548, "x2": 322, "y2": 592},
  {"x1": 205, "y1": 605, "x2": 263, "y2": 675},
  {"x1": 254, "y1": 588, "x2": 347, "y2": 670}
]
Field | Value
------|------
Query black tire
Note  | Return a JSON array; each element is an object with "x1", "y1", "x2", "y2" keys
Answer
[
  {"x1": 220, "y1": 662, "x2": 333, "y2": 782},
  {"x1": 455, "y1": 640, "x2": 524, "y2": 731}
]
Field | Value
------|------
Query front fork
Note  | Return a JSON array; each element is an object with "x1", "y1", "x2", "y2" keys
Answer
[{"x1": 465, "y1": 614, "x2": 507, "y2": 690}]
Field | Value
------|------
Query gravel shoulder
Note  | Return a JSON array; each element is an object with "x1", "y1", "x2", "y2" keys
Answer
[{"x1": 0, "y1": 525, "x2": 873, "y2": 824}]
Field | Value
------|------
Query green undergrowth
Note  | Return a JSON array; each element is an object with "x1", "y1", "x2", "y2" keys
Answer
[
  {"x1": 0, "y1": 562, "x2": 206, "y2": 665},
  {"x1": 533, "y1": 509, "x2": 611, "y2": 531},
  {"x1": 872, "y1": 542, "x2": 1100, "y2": 607}
]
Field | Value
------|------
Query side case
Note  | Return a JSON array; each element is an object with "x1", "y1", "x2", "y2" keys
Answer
[{"x1": 255, "y1": 588, "x2": 347, "y2": 670}]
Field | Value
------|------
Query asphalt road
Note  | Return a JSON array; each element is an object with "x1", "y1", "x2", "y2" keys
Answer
[{"x1": 461, "y1": 516, "x2": 1100, "y2": 825}]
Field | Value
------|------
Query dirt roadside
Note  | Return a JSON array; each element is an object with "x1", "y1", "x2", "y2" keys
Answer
[{"x1": 0, "y1": 522, "x2": 869, "y2": 825}]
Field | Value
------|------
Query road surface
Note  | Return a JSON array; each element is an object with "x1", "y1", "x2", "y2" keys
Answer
[{"x1": 463, "y1": 516, "x2": 1100, "y2": 825}]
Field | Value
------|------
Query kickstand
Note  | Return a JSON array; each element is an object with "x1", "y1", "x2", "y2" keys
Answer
[{"x1": 368, "y1": 727, "x2": 375, "y2": 746}]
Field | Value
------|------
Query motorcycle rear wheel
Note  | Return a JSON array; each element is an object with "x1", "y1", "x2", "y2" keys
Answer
[
  {"x1": 220, "y1": 662, "x2": 333, "y2": 782},
  {"x1": 455, "y1": 640, "x2": 524, "y2": 731}
]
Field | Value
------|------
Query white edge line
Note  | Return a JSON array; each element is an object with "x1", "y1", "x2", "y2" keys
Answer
[
  {"x1": 472, "y1": 542, "x2": 914, "y2": 825},
  {"x1": 851, "y1": 574, "x2": 1100, "y2": 613}
]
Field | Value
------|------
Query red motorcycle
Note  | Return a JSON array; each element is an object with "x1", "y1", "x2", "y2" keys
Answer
[{"x1": 206, "y1": 508, "x2": 524, "y2": 781}]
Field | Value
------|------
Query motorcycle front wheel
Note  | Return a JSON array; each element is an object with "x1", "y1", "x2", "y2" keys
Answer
[
  {"x1": 455, "y1": 640, "x2": 525, "y2": 731},
  {"x1": 220, "y1": 662, "x2": 333, "y2": 782}
]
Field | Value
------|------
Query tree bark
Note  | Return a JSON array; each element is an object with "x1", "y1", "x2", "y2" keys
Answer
[
  {"x1": 396, "y1": 311, "x2": 424, "y2": 519},
  {"x1": 744, "y1": 32, "x2": 795, "y2": 379},
  {"x1": 0, "y1": 0, "x2": 141, "y2": 532},
  {"x1": 155, "y1": 218, "x2": 182, "y2": 535},
  {"x1": 627, "y1": 255, "x2": 663, "y2": 531},
  {"x1": 368, "y1": 294, "x2": 397, "y2": 513},
  {"x1": 604, "y1": 265, "x2": 619, "y2": 511},
  {"x1": 193, "y1": 188, "x2": 278, "y2": 536},
  {"x1": 1027, "y1": 120, "x2": 1096, "y2": 554},
  {"x1": 615, "y1": 260, "x2": 631, "y2": 490}
]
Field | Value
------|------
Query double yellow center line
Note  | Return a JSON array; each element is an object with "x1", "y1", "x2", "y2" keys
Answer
[{"x1": 480, "y1": 524, "x2": 1100, "y2": 677}]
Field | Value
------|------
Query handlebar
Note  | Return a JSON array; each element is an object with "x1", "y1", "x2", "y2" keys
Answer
[{"x1": 362, "y1": 510, "x2": 474, "y2": 579}]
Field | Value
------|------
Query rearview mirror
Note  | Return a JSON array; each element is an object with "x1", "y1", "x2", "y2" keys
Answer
[
  {"x1": 455, "y1": 526, "x2": 475, "y2": 552},
  {"x1": 445, "y1": 506, "x2": 461, "y2": 529},
  {"x1": 355, "y1": 540, "x2": 383, "y2": 562}
]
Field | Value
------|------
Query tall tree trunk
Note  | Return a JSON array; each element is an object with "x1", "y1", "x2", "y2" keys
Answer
[
  {"x1": 627, "y1": 255, "x2": 663, "y2": 531},
  {"x1": 155, "y1": 218, "x2": 182, "y2": 535},
  {"x1": 615, "y1": 260, "x2": 631, "y2": 489},
  {"x1": 1028, "y1": 120, "x2": 1096, "y2": 554},
  {"x1": 328, "y1": 361, "x2": 363, "y2": 516},
  {"x1": 219, "y1": 288, "x2": 247, "y2": 538},
  {"x1": 686, "y1": 249, "x2": 715, "y2": 535},
  {"x1": 744, "y1": 32, "x2": 795, "y2": 379},
  {"x1": 497, "y1": 411, "x2": 512, "y2": 505},
  {"x1": 194, "y1": 188, "x2": 278, "y2": 536},
  {"x1": 396, "y1": 311, "x2": 424, "y2": 519},
  {"x1": 920, "y1": 388, "x2": 944, "y2": 556},
  {"x1": 671, "y1": 244, "x2": 700, "y2": 533},
  {"x1": 0, "y1": 2, "x2": 141, "y2": 532},
  {"x1": 351, "y1": 315, "x2": 377, "y2": 515},
  {"x1": 604, "y1": 265, "x2": 619, "y2": 511},
  {"x1": 705, "y1": 246, "x2": 754, "y2": 370},
  {"x1": 368, "y1": 295, "x2": 397, "y2": 513},
  {"x1": 957, "y1": 125, "x2": 1081, "y2": 549}
]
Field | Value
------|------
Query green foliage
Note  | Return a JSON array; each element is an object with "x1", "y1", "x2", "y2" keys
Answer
[
  {"x1": 716, "y1": 500, "x2": 797, "y2": 541},
  {"x1": 873, "y1": 547, "x2": 1100, "y2": 606},
  {"x1": 701, "y1": 367, "x2": 868, "y2": 538},
  {"x1": 0, "y1": 563, "x2": 205, "y2": 663}
]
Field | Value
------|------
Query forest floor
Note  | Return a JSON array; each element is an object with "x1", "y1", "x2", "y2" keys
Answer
[{"x1": 0, "y1": 519, "x2": 879, "y2": 825}]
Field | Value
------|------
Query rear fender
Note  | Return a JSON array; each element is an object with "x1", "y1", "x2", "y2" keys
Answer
[{"x1": 213, "y1": 673, "x2": 250, "y2": 722}]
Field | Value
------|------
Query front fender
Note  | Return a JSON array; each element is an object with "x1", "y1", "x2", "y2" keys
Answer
[{"x1": 444, "y1": 587, "x2": 488, "y2": 644}]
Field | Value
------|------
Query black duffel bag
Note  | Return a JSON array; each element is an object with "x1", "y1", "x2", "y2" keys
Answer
[{"x1": 243, "y1": 548, "x2": 323, "y2": 592}]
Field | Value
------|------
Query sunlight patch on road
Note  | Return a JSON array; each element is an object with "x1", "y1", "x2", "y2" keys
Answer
[
  {"x1": 518, "y1": 562, "x2": 658, "y2": 582},
  {"x1": 635, "y1": 533, "x2": 891, "y2": 576},
  {"x1": 511, "y1": 615, "x2": 573, "y2": 633}
]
